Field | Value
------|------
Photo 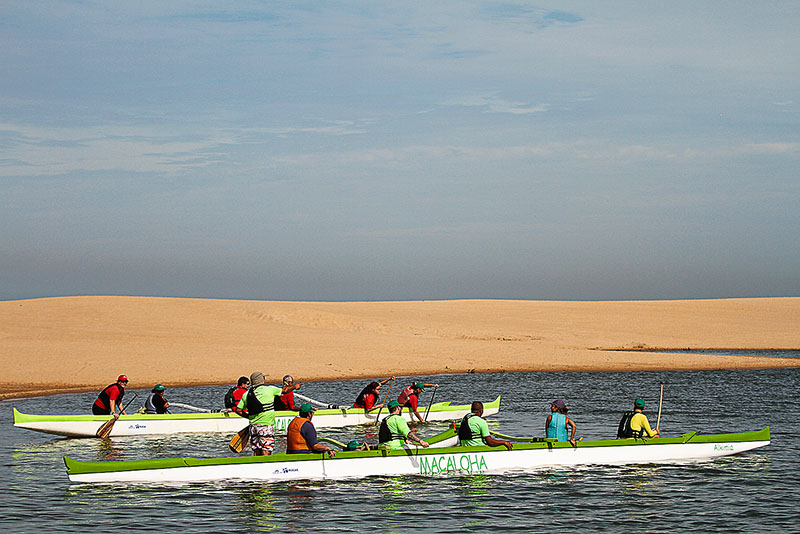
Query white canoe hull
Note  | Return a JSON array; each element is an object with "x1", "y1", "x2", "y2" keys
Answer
[
  {"x1": 14, "y1": 397, "x2": 499, "y2": 438},
  {"x1": 65, "y1": 428, "x2": 770, "y2": 484}
]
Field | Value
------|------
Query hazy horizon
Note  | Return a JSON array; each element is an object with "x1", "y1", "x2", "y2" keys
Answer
[{"x1": 2, "y1": 2, "x2": 798, "y2": 302}]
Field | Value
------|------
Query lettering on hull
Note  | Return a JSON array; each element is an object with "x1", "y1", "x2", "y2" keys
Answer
[{"x1": 419, "y1": 454, "x2": 488, "y2": 476}]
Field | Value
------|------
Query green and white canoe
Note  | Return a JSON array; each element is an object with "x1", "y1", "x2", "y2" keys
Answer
[
  {"x1": 64, "y1": 426, "x2": 770, "y2": 484},
  {"x1": 13, "y1": 396, "x2": 500, "y2": 438}
]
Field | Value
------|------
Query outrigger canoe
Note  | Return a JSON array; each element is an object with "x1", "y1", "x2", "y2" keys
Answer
[
  {"x1": 63, "y1": 427, "x2": 770, "y2": 484},
  {"x1": 13, "y1": 396, "x2": 500, "y2": 438}
]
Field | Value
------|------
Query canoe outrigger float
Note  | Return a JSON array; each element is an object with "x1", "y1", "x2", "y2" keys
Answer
[
  {"x1": 13, "y1": 396, "x2": 500, "y2": 438},
  {"x1": 63, "y1": 427, "x2": 770, "y2": 484}
]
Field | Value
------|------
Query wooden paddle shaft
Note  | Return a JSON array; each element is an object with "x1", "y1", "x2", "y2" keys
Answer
[{"x1": 656, "y1": 382, "x2": 664, "y2": 431}]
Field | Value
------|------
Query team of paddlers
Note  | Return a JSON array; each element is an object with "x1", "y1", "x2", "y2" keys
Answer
[{"x1": 92, "y1": 372, "x2": 660, "y2": 455}]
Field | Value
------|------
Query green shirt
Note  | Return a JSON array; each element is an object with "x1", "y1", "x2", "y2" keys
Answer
[
  {"x1": 459, "y1": 414, "x2": 490, "y2": 447},
  {"x1": 237, "y1": 385, "x2": 283, "y2": 425},
  {"x1": 381, "y1": 414, "x2": 412, "y2": 449}
]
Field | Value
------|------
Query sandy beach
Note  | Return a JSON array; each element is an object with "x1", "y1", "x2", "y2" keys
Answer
[{"x1": 1, "y1": 296, "x2": 798, "y2": 400}]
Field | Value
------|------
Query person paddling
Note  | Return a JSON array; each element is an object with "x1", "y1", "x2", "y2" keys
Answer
[
  {"x1": 92, "y1": 375, "x2": 128, "y2": 416},
  {"x1": 378, "y1": 400, "x2": 429, "y2": 449},
  {"x1": 619, "y1": 398, "x2": 660, "y2": 439},
  {"x1": 286, "y1": 403, "x2": 336, "y2": 457},
  {"x1": 144, "y1": 384, "x2": 170, "y2": 414},
  {"x1": 397, "y1": 381, "x2": 439, "y2": 423},
  {"x1": 545, "y1": 399, "x2": 577, "y2": 446},
  {"x1": 458, "y1": 401, "x2": 513, "y2": 450},
  {"x1": 353, "y1": 376, "x2": 394, "y2": 412},
  {"x1": 224, "y1": 376, "x2": 250, "y2": 411}
]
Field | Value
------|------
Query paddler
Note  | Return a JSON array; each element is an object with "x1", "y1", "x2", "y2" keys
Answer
[
  {"x1": 352, "y1": 376, "x2": 394, "y2": 411},
  {"x1": 397, "y1": 381, "x2": 439, "y2": 423},
  {"x1": 545, "y1": 399, "x2": 577, "y2": 445},
  {"x1": 286, "y1": 403, "x2": 336, "y2": 457},
  {"x1": 273, "y1": 374, "x2": 302, "y2": 412},
  {"x1": 458, "y1": 401, "x2": 513, "y2": 450},
  {"x1": 629, "y1": 397, "x2": 660, "y2": 438},
  {"x1": 144, "y1": 384, "x2": 170, "y2": 414},
  {"x1": 92, "y1": 375, "x2": 128, "y2": 416},
  {"x1": 233, "y1": 371, "x2": 296, "y2": 456},
  {"x1": 378, "y1": 400, "x2": 429, "y2": 449}
]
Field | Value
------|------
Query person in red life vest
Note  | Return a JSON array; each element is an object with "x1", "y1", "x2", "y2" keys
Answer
[
  {"x1": 352, "y1": 376, "x2": 394, "y2": 412},
  {"x1": 397, "y1": 381, "x2": 439, "y2": 423},
  {"x1": 93, "y1": 375, "x2": 129, "y2": 416},
  {"x1": 274, "y1": 375, "x2": 302, "y2": 412},
  {"x1": 286, "y1": 403, "x2": 336, "y2": 457}
]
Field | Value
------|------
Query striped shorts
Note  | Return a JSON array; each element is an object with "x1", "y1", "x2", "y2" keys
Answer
[{"x1": 249, "y1": 424, "x2": 275, "y2": 454}]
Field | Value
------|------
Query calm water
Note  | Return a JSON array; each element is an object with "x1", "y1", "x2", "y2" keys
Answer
[{"x1": 2, "y1": 369, "x2": 799, "y2": 533}]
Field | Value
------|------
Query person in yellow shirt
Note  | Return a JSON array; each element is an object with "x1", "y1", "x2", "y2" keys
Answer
[{"x1": 629, "y1": 397, "x2": 660, "y2": 438}]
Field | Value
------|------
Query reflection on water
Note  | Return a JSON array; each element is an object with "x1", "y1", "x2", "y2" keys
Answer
[{"x1": 239, "y1": 485, "x2": 279, "y2": 531}]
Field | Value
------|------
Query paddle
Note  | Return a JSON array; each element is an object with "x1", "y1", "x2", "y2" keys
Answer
[
  {"x1": 170, "y1": 402, "x2": 211, "y2": 413},
  {"x1": 229, "y1": 425, "x2": 250, "y2": 453},
  {"x1": 656, "y1": 382, "x2": 664, "y2": 433},
  {"x1": 372, "y1": 376, "x2": 395, "y2": 424},
  {"x1": 95, "y1": 393, "x2": 139, "y2": 439},
  {"x1": 423, "y1": 385, "x2": 439, "y2": 421},
  {"x1": 492, "y1": 431, "x2": 556, "y2": 443}
]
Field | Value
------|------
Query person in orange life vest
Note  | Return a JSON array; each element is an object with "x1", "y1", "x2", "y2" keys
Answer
[
  {"x1": 274, "y1": 375, "x2": 302, "y2": 411},
  {"x1": 93, "y1": 375, "x2": 129, "y2": 416},
  {"x1": 397, "y1": 381, "x2": 439, "y2": 423},
  {"x1": 353, "y1": 376, "x2": 394, "y2": 411},
  {"x1": 286, "y1": 403, "x2": 336, "y2": 457}
]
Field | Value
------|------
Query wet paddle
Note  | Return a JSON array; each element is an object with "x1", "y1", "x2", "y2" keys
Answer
[
  {"x1": 423, "y1": 385, "x2": 439, "y2": 421},
  {"x1": 656, "y1": 382, "x2": 664, "y2": 432},
  {"x1": 372, "y1": 376, "x2": 395, "y2": 424},
  {"x1": 229, "y1": 426, "x2": 250, "y2": 453},
  {"x1": 318, "y1": 436, "x2": 347, "y2": 449},
  {"x1": 95, "y1": 393, "x2": 138, "y2": 439}
]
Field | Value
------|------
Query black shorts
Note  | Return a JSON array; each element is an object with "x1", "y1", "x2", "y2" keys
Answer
[{"x1": 92, "y1": 404, "x2": 110, "y2": 416}]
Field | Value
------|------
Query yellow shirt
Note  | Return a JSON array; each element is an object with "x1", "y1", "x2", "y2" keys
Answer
[{"x1": 630, "y1": 412, "x2": 657, "y2": 437}]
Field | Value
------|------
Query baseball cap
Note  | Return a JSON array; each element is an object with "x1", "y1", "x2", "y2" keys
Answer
[
  {"x1": 387, "y1": 400, "x2": 401, "y2": 410},
  {"x1": 414, "y1": 382, "x2": 425, "y2": 391},
  {"x1": 153, "y1": 384, "x2": 165, "y2": 392},
  {"x1": 117, "y1": 375, "x2": 128, "y2": 383},
  {"x1": 634, "y1": 398, "x2": 646, "y2": 408},
  {"x1": 299, "y1": 403, "x2": 316, "y2": 413},
  {"x1": 550, "y1": 399, "x2": 566, "y2": 410},
  {"x1": 346, "y1": 440, "x2": 362, "y2": 451}
]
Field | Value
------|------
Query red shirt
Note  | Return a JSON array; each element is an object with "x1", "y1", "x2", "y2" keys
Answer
[
  {"x1": 353, "y1": 391, "x2": 378, "y2": 410},
  {"x1": 232, "y1": 386, "x2": 247, "y2": 404},
  {"x1": 397, "y1": 386, "x2": 419, "y2": 411},
  {"x1": 275, "y1": 391, "x2": 296, "y2": 411}
]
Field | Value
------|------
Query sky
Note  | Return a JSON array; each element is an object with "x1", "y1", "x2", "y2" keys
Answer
[{"x1": 1, "y1": 1, "x2": 798, "y2": 302}]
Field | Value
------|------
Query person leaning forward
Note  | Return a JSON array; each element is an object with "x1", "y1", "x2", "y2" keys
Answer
[
  {"x1": 286, "y1": 403, "x2": 335, "y2": 457},
  {"x1": 144, "y1": 384, "x2": 170, "y2": 414},
  {"x1": 234, "y1": 371, "x2": 294, "y2": 456},
  {"x1": 458, "y1": 401, "x2": 513, "y2": 450},
  {"x1": 93, "y1": 375, "x2": 128, "y2": 416},
  {"x1": 397, "y1": 381, "x2": 439, "y2": 423},
  {"x1": 378, "y1": 400, "x2": 430, "y2": 450}
]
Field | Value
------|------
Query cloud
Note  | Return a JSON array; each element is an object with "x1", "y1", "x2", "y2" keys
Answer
[{"x1": 442, "y1": 93, "x2": 548, "y2": 114}]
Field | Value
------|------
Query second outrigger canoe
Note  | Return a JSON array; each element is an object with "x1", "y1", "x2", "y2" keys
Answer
[
  {"x1": 13, "y1": 396, "x2": 500, "y2": 438},
  {"x1": 63, "y1": 427, "x2": 771, "y2": 484}
]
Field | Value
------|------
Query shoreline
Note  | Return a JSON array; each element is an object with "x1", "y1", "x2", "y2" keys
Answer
[{"x1": 2, "y1": 296, "x2": 799, "y2": 401}]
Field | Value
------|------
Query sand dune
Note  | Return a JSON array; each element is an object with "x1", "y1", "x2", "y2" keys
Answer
[{"x1": 1, "y1": 296, "x2": 798, "y2": 399}]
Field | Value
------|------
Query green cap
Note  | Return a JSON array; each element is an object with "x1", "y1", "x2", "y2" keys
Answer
[
  {"x1": 153, "y1": 384, "x2": 165, "y2": 392},
  {"x1": 299, "y1": 403, "x2": 316, "y2": 414},
  {"x1": 346, "y1": 440, "x2": 362, "y2": 451},
  {"x1": 634, "y1": 398, "x2": 645, "y2": 408},
  {"x1": 414, "y1": 382, "x2": 425, "y2": 391},
  {"x1": 387, "y1": 400, "x2": 401, "y2": 410}
]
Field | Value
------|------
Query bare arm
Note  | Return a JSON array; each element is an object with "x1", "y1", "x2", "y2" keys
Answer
[{"x1": 484, "y1": 435, "x2": 513, "y2": 450}]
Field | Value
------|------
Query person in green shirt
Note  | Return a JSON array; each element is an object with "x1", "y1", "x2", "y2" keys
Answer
[
  {"x1": 233, "y1": 371, "x2": 298, "y2": 456},
  {"x1": 458, "y1": 401, "x2": 513, "y2": 450},
  {"x1": 378, "y1": 400, "x2": 430, "y2": 450}
]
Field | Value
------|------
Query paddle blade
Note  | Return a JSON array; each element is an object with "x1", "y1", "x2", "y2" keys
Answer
[
  {"x1": 229, "y1": 426, "x2": 250, "y2": 453},
  {"x1": 96, "y1": 415, "x2": 118, "y2": 439}
]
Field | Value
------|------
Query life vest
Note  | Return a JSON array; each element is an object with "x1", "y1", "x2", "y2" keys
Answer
[
  {"x1": 224, "y1": 387, "x2": 237, "y2": 409},
  {"x1": 397, "y1": 386, "x2": 414, "y2": 406},
  {"x1": 95, "y1": 383, "x2": 124, "y2": 410},
  {"x1": 353, "y1": 388, "x2": 376, "y2": 409},
  {"x1": 287, "y1": 416, "x2": 311, "y2": 452},
  {"x1": 245, "y1": 385, "x2": 272, "y2": 415},
  {"x1": 617, "y1": 411, "x2": 643, "y2": 438},
  {"x1": 379, "y1": 414, "x2": 403, "y2": 444},
  {"x1": 458, "y1": 413, "x2": 475, "y2": 441}
]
